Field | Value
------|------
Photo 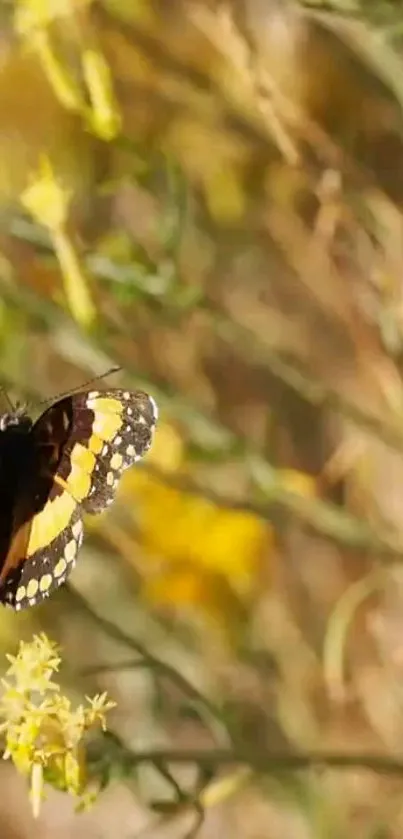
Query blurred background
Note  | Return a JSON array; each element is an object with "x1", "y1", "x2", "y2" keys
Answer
[{"x1": 2, "y1": 0, "x2": 403, "y2": 836}]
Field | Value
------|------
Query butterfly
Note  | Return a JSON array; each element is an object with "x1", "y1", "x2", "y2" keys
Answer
[{"x1": 0, "y1": 388, "x2": 158, "y2": 610}]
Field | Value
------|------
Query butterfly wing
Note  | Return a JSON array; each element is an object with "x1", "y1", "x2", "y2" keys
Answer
[
  {"x1": 58, "y1": 388, "x2": 158, "y2": 514},
  {"x1": 0, "y1": 399, "x2": 84, "y2": 609},
  {"x1": 0, "y1": 389, "x2": 157, "y2": 610}
]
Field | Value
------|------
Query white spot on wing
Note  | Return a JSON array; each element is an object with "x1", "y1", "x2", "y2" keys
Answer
[
  {"x1": 72, "y1": 520, "x2": 82, "y2": 538},
  {"x1": 149, "y1": 395, "x2": 158, "y2": 422}
]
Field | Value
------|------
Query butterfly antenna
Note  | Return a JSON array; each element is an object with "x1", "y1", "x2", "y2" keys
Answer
[
  {"x1": 38, "y1": 366, "x2": 122, "y2": 406},
  {"x1": 0, "y1": 385, "x2": 16, "y2": 413}
]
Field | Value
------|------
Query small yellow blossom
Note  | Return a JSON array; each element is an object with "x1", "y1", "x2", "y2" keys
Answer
[
  {"x1": 21, "y1": 157, "x2": 71, "y2": 232},
  {"x1": 21, "y1": 158, "x2": 96, "y2": 326},
  {"x1": 83, "y1": 49, "x2": 122, "y2": 140},
  {"x1": 0, "y1": 634, "x2": 115, "y2": 816},
  {"x1": 14, "y1": 0, "x2": 73, "y2": 35},
  {"x1": 279, "y1": 469, "x2": 317, "y2": 498}
]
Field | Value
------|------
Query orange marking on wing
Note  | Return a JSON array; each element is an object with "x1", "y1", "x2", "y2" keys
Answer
[
  {"x1": 0, "y1": 520, "x2": 31, "y2": 584},
  {"x1": 54, "y1": 474, "x2": 69, "y2": 492}
]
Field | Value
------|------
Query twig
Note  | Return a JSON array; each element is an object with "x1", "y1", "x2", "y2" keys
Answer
[
  {"x1": 205, "y1": 302, "x2": 403, "y2": 456},
  {"x1": 67, "y1": 586, "x2": 227, "y2": 729},
  {"x1": 143, "y1": 463, "x2": 403, "y2": 559},
  {"x1": 80, "y1": 658, "x2": 147, "y2": 676},
  {"x1": 99, "y1": 731, "x2": 403, "y2": 778}
]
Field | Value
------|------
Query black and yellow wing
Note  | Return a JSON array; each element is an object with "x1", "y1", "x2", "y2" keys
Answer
[{"x1": 0, "y1": 389, "x2": 158, "y2": 609}]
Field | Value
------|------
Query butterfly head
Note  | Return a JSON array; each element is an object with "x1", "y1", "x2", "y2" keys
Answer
[{"x1": 0, "y1": 408, "x2": 32, "y2": 433}]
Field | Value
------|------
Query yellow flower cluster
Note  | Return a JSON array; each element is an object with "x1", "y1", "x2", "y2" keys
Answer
[
  {"x1": 91, "y1": 420, "x2": 317, "y2": 635},
  {"x1": 109, "y1": 424, "x2": 270, "y2": 631},
  {"x1": 0, "y1": 634, "x2": 115, "y2": 817}
]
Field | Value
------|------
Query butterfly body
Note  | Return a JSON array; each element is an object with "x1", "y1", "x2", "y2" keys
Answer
[
  {"x1": 0, "y1": 414, "x2": 36, "y2": 569},
  {"x1": 0, "y1": 389, "x2": 158, "y2": 610}
]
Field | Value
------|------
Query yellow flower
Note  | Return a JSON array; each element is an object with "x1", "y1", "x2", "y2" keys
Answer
[
  {"x1": 119, "y1": 423, "x2": 270, "y2": 626},
  {"x1": 97, "y1": 422, "x2": 315, "y2": 629},
  {"x1": 0, "y1": 635, "x2": 115, "y2": 816},
  {"x1": 138, "y1": 483, "x2": 268, "y2": 594}
]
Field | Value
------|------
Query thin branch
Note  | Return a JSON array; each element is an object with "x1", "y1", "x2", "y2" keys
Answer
[
  {"x1": 98, "y1": 734, "x2": 403, "y2": 779},
  {"x1": 143, "y1": 463, "x2": 403, "y2": 559},
  {"x1": 67, "y1": 586, "x2": 227, "y2": 730},
  {"x1": 80, "y1": 658, "x2": 146, "y2": 676},
  {"x1": 205, "y1": 302, "x2": 403, "y2": 457}
]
